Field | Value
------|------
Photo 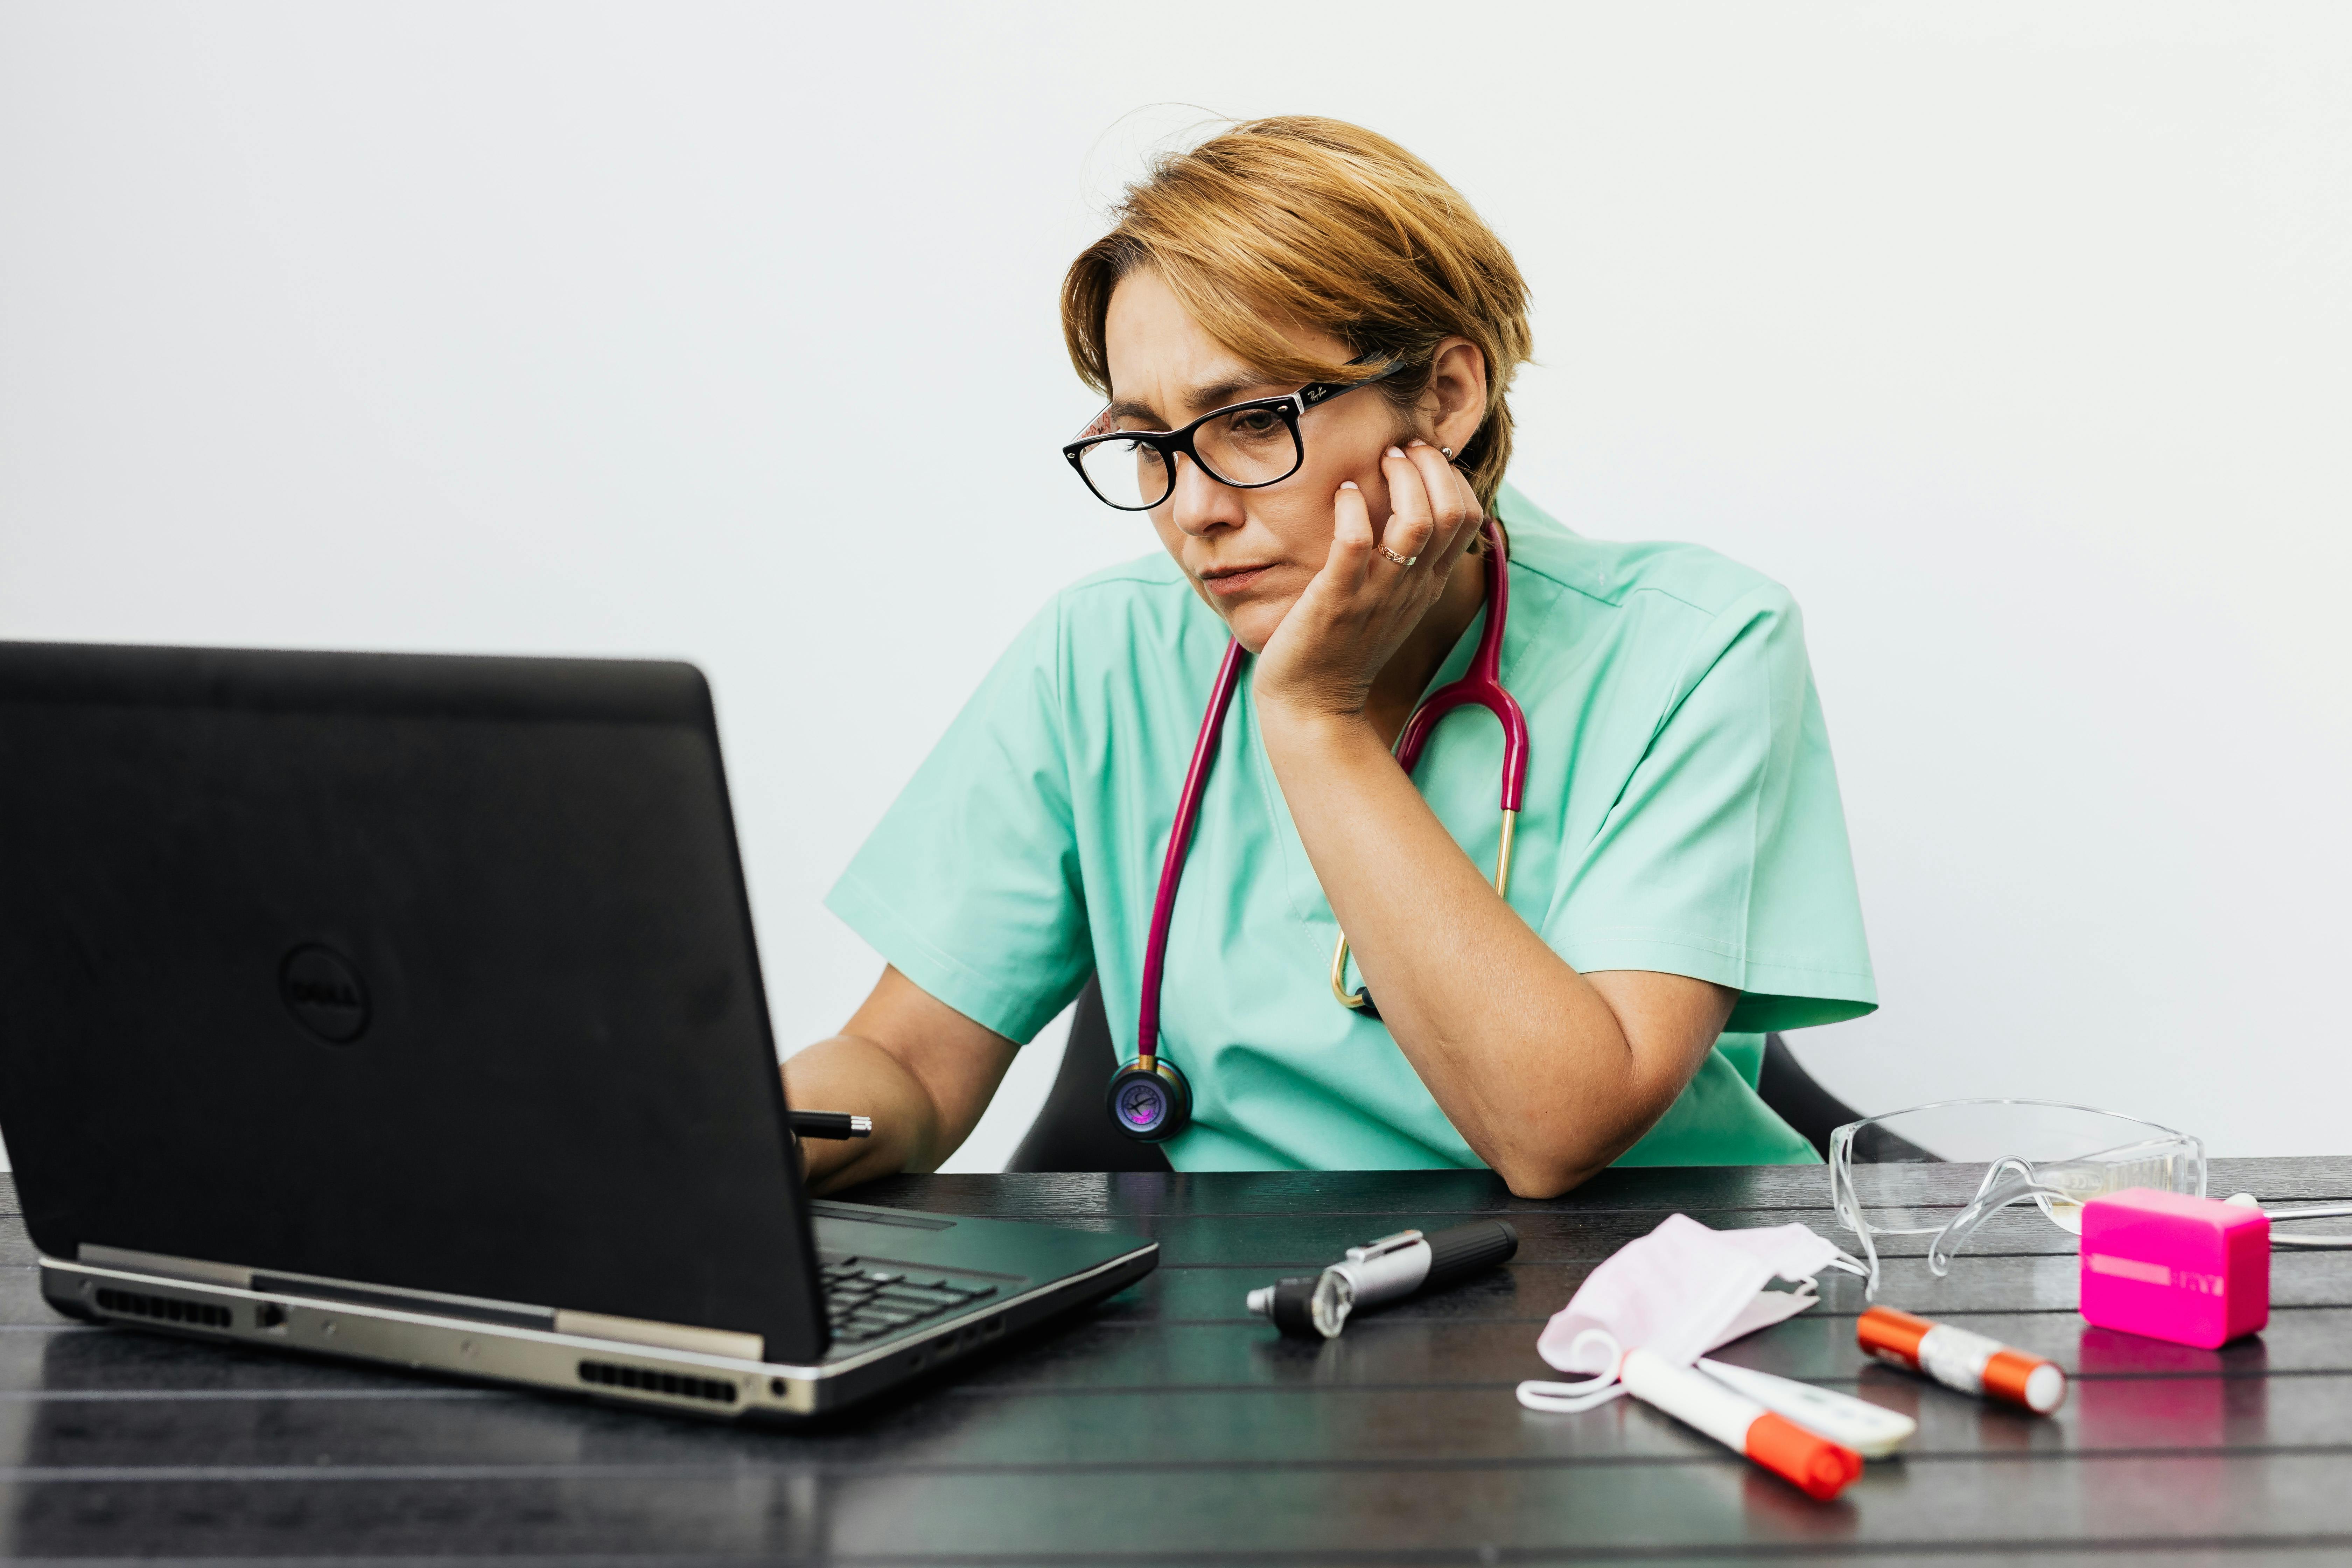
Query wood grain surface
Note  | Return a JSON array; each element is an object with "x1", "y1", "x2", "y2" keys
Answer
[{"x1": 0, "y1": 1158, "x2": 2345, "y2": 1563}]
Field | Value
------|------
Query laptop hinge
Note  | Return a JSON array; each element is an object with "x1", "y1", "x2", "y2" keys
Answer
[
  {"x1": 249, "y1": 1272, "x2": 554, "y2": 1330},
  {"x1": 552, "y1": 1308, "x2": 764, "y2": 1362},
  {"x1": 76, "y1": 1243, "x2": 764, "y2": 1359},
  {"x1": 77, "y1": 1244, "x2": 555, "y2": 1331},
  {"x1": 78, "y1": 1244, "x2": 254, "y2": 1290}
]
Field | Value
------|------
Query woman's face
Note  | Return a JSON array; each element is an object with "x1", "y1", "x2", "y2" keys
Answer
[{"x1": 1100, "y1": 268, "x2": 1425, "y2": 653}]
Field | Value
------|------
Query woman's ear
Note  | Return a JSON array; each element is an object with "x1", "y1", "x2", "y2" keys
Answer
[{"x1": 1419, "y1": 337, "x2": 1489, "y2": 456}]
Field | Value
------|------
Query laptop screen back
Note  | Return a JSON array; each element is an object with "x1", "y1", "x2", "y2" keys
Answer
[{"x1": 0, "y1": 642, "x2": 826, "y2": 1361}]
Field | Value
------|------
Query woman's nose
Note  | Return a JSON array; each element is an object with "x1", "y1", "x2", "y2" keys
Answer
[{"x1": 1167, "y1": 454, "x2": 1245, "y2": 537}]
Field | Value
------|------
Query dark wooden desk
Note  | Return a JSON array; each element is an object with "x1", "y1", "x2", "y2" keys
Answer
[{"x1": 1, "y1": 1159, "x2": 2347, "y2": 1562}]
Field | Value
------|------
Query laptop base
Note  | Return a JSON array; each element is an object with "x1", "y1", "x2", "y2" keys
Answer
[{"x1": 42, "y1": 1239, "x2": 1155, "y2": 1419}]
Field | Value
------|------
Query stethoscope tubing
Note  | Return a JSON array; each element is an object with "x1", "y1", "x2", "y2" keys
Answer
[
  {"x1": 1138, "y1": 518, "x2": 1530, "y2": 1068},
  {"x1": 1331, "y1": 522, "x2": 1531, "y2": 1012},
  {"x1": 1392, "y1": 527, "x2": 1530, "y2": 810},
  {"x1": 1134, "y1": 638, "x2": 1247, "y2": 1071}
]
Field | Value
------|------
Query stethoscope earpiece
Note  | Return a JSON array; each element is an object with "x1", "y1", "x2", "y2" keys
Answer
[{"x1": 1106, "y1": 1057, "x2": 1192, "y2": 1142}]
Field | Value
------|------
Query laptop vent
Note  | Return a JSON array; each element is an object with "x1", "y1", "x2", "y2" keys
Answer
[
  {"x1": 94, "y1": 1287, "x2": 233, "y2": 1330},
  {"x1": 577, "y1": 1359, "x2": 739, "y2": 1405}
]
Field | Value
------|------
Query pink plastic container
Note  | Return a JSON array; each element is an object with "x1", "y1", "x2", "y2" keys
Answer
[{"x1": 2079, "y1": 1188, "x2": 2269, "y2": 1349}]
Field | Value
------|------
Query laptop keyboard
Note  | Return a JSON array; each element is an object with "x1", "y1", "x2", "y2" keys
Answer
[{"x1": 819, "y1": 1255, "x2": 1002, "y2": 1346}]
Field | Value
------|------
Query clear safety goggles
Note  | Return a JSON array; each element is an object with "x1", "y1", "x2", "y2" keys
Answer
[
  {"x1": 1829, "y1": 1100, "x2": 2205, "y2": 1298},
  {"x1": 1829, "y1": 1099, "x2": 2352, "y2": 1298}
]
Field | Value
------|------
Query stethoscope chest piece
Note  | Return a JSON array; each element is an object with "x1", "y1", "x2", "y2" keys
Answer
[{"x1": 1106, "y1": 1056, "x2": 1192, "y2": 1142}]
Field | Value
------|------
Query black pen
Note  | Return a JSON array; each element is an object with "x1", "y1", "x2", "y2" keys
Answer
[
  {"x1": 789, "y1": 1111, "x2": 873, "y2": 1141},
  {"x1": 1247, "y1": 1219, "x2": 1519, "y2": 1338}
]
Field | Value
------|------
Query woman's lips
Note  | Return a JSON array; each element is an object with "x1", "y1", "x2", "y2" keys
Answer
[{"x1": 1201, "y1": 566, "x2": 1274, "y2": 598}]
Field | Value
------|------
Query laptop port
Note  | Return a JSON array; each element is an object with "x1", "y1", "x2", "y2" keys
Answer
[{"x1": 256, "y1": 1302, "x2": 288, "y2": 1332}]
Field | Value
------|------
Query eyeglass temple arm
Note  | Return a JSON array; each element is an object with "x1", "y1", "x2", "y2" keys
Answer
[
  {"x1": 1927, "y1": 1158, "x2": 2071, "y2": 1279},
  {"x1": 1297, "y1": 352, "x2": 1405, "y2": 410},
  {"x1": 1828, "y1": 1136, "x2": 1885, "y2": 1300}
]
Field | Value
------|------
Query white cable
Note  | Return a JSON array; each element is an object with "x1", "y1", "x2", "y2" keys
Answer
[{"x1": 2225, "y1": 1194, "x2": 2352, "y2": 1248}]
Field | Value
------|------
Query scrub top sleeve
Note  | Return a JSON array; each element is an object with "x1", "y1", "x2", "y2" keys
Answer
[
  {"x1": 823, "y1": 596, "x2": 1092, "y2": 1045},
  {"x1": 1541, "y1": 583, "x2": 1877, "y2": 1032}
]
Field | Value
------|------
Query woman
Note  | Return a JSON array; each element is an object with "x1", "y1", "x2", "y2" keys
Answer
[{"x1": 790, "y1": 117, "x2": 1874, "y2": 1198}]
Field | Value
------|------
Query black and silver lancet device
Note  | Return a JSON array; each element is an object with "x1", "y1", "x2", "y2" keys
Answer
[{"x1": 1249, "y1": 1220, "x2": 1519, "y2": 1339}]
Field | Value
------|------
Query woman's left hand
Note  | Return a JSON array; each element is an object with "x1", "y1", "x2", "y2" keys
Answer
[{"x1": 1250, "y1": 440, "x2": 1485, "y2": 724}]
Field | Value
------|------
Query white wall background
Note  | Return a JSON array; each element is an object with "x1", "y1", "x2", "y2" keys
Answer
[{"x1": 3, "y1": 2, "x2": 2346, "y2": 1167}]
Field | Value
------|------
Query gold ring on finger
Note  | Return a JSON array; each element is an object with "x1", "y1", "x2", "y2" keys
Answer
[{"x1": 1377, "y1": 546, "x2": 1418, "y2": 567}]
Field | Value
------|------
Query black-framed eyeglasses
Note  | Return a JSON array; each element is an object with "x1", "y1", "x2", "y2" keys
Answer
[{"x1": 1062, "y1": 356, "x2": 1403, "y2": 512}]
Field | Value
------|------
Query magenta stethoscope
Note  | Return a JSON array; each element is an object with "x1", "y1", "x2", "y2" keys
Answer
[{"x1": 1107, "y1": 519, "x2": 1532, "y2": 1141}]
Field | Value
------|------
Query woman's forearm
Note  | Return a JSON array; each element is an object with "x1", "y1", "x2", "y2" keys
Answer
[
  {"x1": 1256, "y1": 705, "x2": 1722, "y2": 1196},
  {"x1": 1237, "y1": 442, "x2": 1719, "y2": 1191},
  {"x1": 782, "y1": 966, "x2": 1022, "y2": 1194},
  {"x1": 783, "y1": 1034, "x2": 946, "y2": 1192}
]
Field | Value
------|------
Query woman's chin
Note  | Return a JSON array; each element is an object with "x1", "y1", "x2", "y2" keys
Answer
[{"x1": 1217, "y1": 596, "x2": 1296, "y2": 658}]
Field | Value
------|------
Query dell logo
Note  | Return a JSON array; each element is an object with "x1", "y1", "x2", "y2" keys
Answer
[{"x1": 280, "y1": 945, "x2": 370, "y2": 1043}]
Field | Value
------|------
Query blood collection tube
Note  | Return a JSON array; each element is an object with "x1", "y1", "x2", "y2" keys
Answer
[
  {"x1": 1858, "y1": 1305, "x2": 2067, "y2": 1414},
  {"x1": 1619, "y1": 1348, "x2": 1863, "y2": 1500}
]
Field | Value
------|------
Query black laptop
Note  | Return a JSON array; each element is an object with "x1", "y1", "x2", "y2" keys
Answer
[{"x1": 0, "y1": 641, "x2": 1155, "y2": 1417}]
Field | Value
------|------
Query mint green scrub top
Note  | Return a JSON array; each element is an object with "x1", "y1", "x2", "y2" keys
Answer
[{"x1": 827, "y1": 485, "x2": 1877, "y2": 1170}]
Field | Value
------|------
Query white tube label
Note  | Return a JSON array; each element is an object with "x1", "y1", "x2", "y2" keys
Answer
[{"x1": 1916, "y1": 1323, "x2": 1999, "y2": 1396}]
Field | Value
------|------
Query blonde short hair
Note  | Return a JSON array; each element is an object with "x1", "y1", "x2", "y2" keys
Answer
[{"x1": 1061, "y1": 117, "x2": 1532, "y2": 510}]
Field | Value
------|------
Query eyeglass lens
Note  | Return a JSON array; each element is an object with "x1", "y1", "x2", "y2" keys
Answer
[{"x1": 1077, "y1": 405, "x2": 1302, "y2": 510}]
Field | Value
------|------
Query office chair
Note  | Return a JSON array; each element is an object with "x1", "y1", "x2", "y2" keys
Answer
[{"x1": 1006, "y1": 974, "x2": 1865, "y2": 1173}]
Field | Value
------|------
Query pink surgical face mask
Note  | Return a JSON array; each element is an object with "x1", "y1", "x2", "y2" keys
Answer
[{"x1": 1518, "y1": 1214, "x2": 1866, "y2": 1413}]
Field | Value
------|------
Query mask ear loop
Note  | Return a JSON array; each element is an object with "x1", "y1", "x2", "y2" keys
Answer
[{"x1": 1516, "y1": 1329, "x2": 1628, "y2": 1413}]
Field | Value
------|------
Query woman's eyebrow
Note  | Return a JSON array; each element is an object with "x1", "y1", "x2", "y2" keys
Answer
[
  {"x1": 1105, "y1": 373, "x2": 1279, "y2": 429},
  {"x1": 1187, "y1": 377, "x2": 1262, "y2": 412}
]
